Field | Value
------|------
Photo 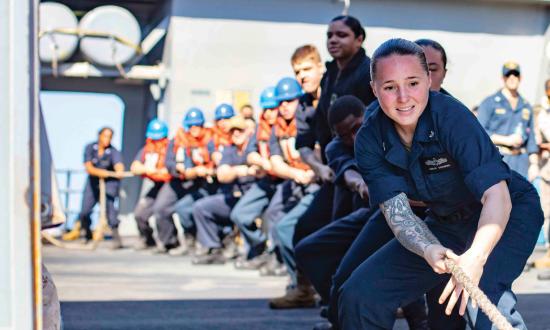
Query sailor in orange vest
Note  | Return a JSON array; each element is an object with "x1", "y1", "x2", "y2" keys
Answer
[
  {"x1": 229, "y1": 87, "x2": 283, "y2": 269},
  {"x1": 148, "y1": 109, "x2": 215, "y2": 254},
  {"x1": 265, "y1": 78, "x2": 320, "y2": 309},
  {"x1": 130, "y1": 119, "x2": 172, "y2": 250},
  {"x1": 211, "y1": 103, "x2": 236, "y2": 166},
  {"x1": 169, "y1": 108, "x2": 217, "y2": 256},
  {"x1": 192, "y1": 116, "x2": 262, "y2": 265}
]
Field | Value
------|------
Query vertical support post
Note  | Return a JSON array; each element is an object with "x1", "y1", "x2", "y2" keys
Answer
[{"x1": 0, "y1": 0, "x2": 39, "y2": 329}]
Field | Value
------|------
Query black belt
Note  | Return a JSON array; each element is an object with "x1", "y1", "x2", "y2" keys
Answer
[{"x1": 428, "y1": 202, "x2": 480, "y2": 224}]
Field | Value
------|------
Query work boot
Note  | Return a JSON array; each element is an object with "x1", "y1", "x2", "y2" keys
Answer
[
  {"x1": 84, "y1": 227, "x2": 93, "y2": 243},
  {"x1": 533, "y1": 250, "x2": 550, "y2": 269},
  {"x1": 192, "y1": 248, "x2": 226, "y2": 265},
  {"x1": 168, "y1": 244, "x2": 189, "y2": 256},
  {"x1": 153, "y1": 242, "x2": 180, "y2": 255},
  {"x1": 134, "y1": 236, "x2": 156, "y2": 251},
  {"x1": 259, "y1": 257, "x2": 287, "y2": 276},
  {"x1": 269, "y1": 272, "x2": 317, "y2": 309},
  {"x1": 169, "y1": 234, "x2": 196, "y2": 256},
  {"x1": 62, "y1": 222, "x2": 81, "y2": 241},
  {"x1": 268, "y1": 285, "x2": 317, "y2": 309},
  {"x1": 235, "y1": 252, "x2": 272, "y2": 270},
  {"x1": 538, "y1": 270, "x2": 550, "y2": 280},
  {"x1": 92, "y1": 226, "x2": 105, "y2": 242},
  {"x1": 222, "y1": 235, "x2": 240, "y2": 260},
  {"x1": 110, "y1": 228, "x2": 123, "y2": 250}
]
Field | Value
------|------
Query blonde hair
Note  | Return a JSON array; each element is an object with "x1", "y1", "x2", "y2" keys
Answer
[{"x1": 291, "y1": 44, "x2": 322, "y2": 66}]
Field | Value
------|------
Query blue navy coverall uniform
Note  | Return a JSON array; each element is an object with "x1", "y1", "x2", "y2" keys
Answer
[
  {"x1": 79, "y1": 142, "x2": 123, "y2": 230},
  {"x1": 152, "y1": 140, "x2": 213, "y2": 248},
  {"x1": 172, "y1": 140, "x2": 216, "y2": 237},
  {"x1": 296, "y1": 136, "x2": 373, "y2": 301},
  {"x1": 293, "y1": 48, "x2": 377, "y2": 246},
  {"x1": 477, "y1": 90, "x2": 538, "y2": 178},
  {"x1": 339, "y1": 92, "x2": 543, "y2": 330},
  {"x1": 268, "y1": 128, "x2": 320, "y2": 286},
  {"x1": 132, "y1": 147, "x2": 169, "y2": 246},
  {"x1": 193, "y1": 144, "x2": 256, "y2": 250},
  {"x1": 295, "y1": 137, "x2": 432, "y2": 329},
  {"x1": 229, "y1": 130, "x2": 282, "y2": 257}
]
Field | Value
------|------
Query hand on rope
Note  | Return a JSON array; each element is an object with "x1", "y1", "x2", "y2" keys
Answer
[
  {"x1": 425, "y1": 244, "x2": 515, "y2": 330},
  {"x1": 104, "y1": 171, "x2": 134, "y2": 179}
]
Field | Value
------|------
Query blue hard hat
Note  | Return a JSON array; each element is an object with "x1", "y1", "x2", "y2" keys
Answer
[
  {"x1": 145, "y1": 118, "x2": 168, "y2": 140},
  {"x1": 275, "y1": 77, "x2": 303, "y2": 102},
  {"x1": 183, "y1": 107, "x2": 205, "y2": 130},
  {"x1": 214, "y1": 103, "x2": 235, "y2": 120},
  {"x1": 259, "y1": 87, "x2": 279, "y2": 110}
]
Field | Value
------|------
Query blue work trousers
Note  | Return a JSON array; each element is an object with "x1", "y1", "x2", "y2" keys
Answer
[
  {"x1": 296, "y1": 208, "x2": 462, "y2": 329},
  {"x1": 271, "y1": 181, "x2": 319, "y2": 286},
  {"x1": 229, "y1": 178, "x2": 278, "y2": 251},
  {"x1": 193, "y1": 193, "x2": 240, "y2": 249},
  {"x1": 133, "y1": 181, "x2": 165, "y2": 243},
  {"x1": 173, "y1": 185, "x2": 210, "y2": 237},
  {"x1": 338, "y1": 179, "x2": 543, "y2": 330},
  {"x1": 79, "y1": 180, "x2": 119, "y2": 229}
]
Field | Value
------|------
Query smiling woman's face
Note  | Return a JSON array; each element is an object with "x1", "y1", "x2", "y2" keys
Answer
[{"x1": 371, "y1": 54, "x2": 431, "y2": 131}]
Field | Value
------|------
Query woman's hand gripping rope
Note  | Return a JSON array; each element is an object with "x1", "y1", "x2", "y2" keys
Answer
[{"x1": 429, "y1": 247, "x2": 515, "y2": 330}]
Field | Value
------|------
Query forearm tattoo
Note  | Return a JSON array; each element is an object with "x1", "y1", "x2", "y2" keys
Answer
[{"x1": 381, "y1": 193, "x2": 440, "y2": 257}]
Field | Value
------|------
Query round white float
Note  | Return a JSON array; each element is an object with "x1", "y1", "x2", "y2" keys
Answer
[
  {"x1": 79, "y1": 5, "x2": 141, "y2": 67},
  {"x1": 39, "y1": 2, "x2": 79, "y2": 63}
]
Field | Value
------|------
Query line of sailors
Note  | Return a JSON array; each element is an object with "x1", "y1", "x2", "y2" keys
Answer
[{"x1": 72, "y1": 13, "x2": 550, "y2": 330}]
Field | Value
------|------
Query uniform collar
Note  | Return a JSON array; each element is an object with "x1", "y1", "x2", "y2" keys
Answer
[
  {"x1": 93, "y1": 143, "x2": 112, "y2": 153},
  {"x1": 413, "y1": 100, "x2": 437, "y2": 144},
  {"x1": 495, "y1": 89, "x2": 526, "y2": 111}
]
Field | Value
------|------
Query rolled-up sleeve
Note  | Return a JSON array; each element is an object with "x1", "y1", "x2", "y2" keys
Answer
[
  {"x1": 355, "y1": 123, "x2": 408, "y2": 206},
  {"x1": 269, "y1": 133, "x2": 282, "y2": 157},
  {"x1": 295, "y1": 105, "x2": 316, "y2": 150},
  {"x1": 83, "y1": 144, "x2": 93, "y2": 163},
  {"x1": 326, "y1": 138, "x2": 357, "y2": 187},
  {"x1": 437, "y1": 99, "x2": 511, "y2": 201},
  {"x1": 165, "y1": 140, "x2": 178, "y2": 176},
  {"x1": 111, "y1": 148, "x2": 123, "y2": 165}
]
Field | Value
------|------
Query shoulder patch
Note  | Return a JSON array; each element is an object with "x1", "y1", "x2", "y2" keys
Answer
[
  {"x1": 522, "y1": 108, "x2": 530, "y2": 120},
  {"x1": 494, "y1": 96, "x2": 501, "y2": 102},
  {"x1": 495, "y1": 108, "x2": 506, "y2": 115}
]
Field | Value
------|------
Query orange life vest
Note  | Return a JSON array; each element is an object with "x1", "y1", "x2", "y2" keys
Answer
[
  {"x1": 141, "y1": 138, "x2": 171, "y2": 182},
  {"x1": 257, "y1": 117, "x2": 273, "y2": 159},
  {"x1": 212, "y1": 125, "x2": 232, "y2": 151},
  {"x1": 275, "y1": 117, "x2": 310, "y2": 171},
  {"x1": 185, "y1": 128, "x2": 213, "y2": 168}
]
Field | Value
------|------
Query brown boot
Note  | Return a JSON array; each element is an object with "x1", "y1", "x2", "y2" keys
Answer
[
  {"x1": 534, "y1": 250, "x2": 550, "y2": 269},
  {"x1": 269, "y1": 271, "x2": 317, "y2": 309}
]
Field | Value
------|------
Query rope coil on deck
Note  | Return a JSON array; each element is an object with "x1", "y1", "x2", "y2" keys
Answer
[{"x1": 444, "y1": 259, "x2": 515, "y2": 330}]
